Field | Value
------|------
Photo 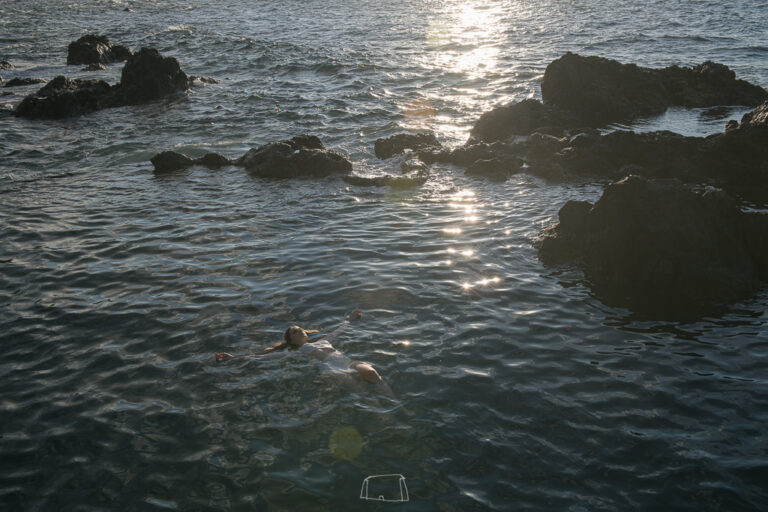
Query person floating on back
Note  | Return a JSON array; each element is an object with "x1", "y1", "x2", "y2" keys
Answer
[{"x1": 215, "y1": 309, "x2": 387, "y2": 387}]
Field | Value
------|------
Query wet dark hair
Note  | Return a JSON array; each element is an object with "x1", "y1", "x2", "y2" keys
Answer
[{"x1": 263, "y1": 325, "x2": 300, "y2": 353}]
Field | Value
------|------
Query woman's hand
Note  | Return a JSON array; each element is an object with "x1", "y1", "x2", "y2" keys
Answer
[{"x1": 348, "y1": 308, "x2": 362, "y2": 321}]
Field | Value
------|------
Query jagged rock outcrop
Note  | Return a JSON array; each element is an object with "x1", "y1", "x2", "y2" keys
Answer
[
  {"x1": 14, "y1": 76, "x2": 119, "y2": 119},
  {"x1": 3, "y1": 78, "x2": 46, "y2": 87},
  {"x1": 550, "y1": 100, "x2": 768, "y2": 202},
  {"x1": 540, "y1": 52, "x2": 767, "y2": 126},
  {"x1": 119, "y1": 48, "x2": 189, "y2": 104},
  {"x1": 468, "y1": 99, "x2": 581, "y2": 143},
  {"x1": 374, "y1": 132, "x2": 441, "y2": 159},
  {"x1": 67, "y1": 34, "x2": 132, "y2": 65},
  {"x1": 14, "y1": 48, "x2": 190, "y2": 119},
  {"x1": 536, "y1": 175, "x2": 768, "y2": 317},
  {"x1": 436, "y1": 98, "x2": 768, "y2": 202},
  {"x1": 236, "y1": 135, "x2": 351, "y2": 177},
  {"x1": 150, "y1": 135, "x2": 352, "y2": 178},
  {"x1": 467, "y1": 53, "x2": 766, "y2": 147}
]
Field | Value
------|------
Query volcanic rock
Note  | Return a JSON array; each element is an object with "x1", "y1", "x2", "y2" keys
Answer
[
  {"x1": 469, "y1": 99, "x2": 582, "y2": 143},
  {"x1": 15, "y1": 48, "x2": 190, "y2": 119},
  {"x1": 119, "y1": 48, "x2": 189, "y2": 104},
  {"x1": 151, "y1": 151, "x2": 234, "y2": 173},
  {"x1": 541, "y1": 52, "x2": 767, "y2": 126},
  {"x1": 465, "y1": 158, "x2": 522, "y2": 182},
  {"x1": 374, "y1": 132, "x2": 441, "y2": 159},
  {"x1": 67, "y1": 34, "x2": 133, "y2": 65},
  {"x1": 536, "y1": 175, "x2": 768, "y2": 317},
  {"x1": 3, "y1": 77, "x2": 46, "y2": 87},
  {"x1": 151, "y1": 135, "x2": 350, "y2": 178},
  {"x1": 238, "y1": 139, "x2": 352, "y2": 178},
  {"x1": 151, "y1": 151, "x2": 195, "y2": 173},
  {"x1": 13, "y1": 76, "x2": 118, "y2": 119}
]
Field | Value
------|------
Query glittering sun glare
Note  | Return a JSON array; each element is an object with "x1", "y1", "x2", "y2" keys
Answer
[{"x1": 425, "y1": 3, "x2": 504, "y2": 77}]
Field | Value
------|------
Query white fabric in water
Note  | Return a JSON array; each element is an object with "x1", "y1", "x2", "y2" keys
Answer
[
  {"x1": 298, "y1": 338, "x2": 334, "y2": 355},
  {"x1": 299, "y1": 339, "x2": 354, "y2": 373}
]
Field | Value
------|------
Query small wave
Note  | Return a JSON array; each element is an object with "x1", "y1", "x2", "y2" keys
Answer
[{"x1": 162, "y1": 24, "x2": 194, "y2": 34}]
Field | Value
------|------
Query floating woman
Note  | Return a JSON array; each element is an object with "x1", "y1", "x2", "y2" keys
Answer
[{"x1": 215, "y1": 309, "x2": 390, "y2": 391}]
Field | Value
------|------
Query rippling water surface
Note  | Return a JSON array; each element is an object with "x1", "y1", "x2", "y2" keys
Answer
[{"x1": 1, "y1": 1, "x2": 767, "y2": 510}]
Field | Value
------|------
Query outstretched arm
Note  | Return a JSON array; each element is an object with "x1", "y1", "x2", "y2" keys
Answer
[{"x1": 323, "y1": 308, "x2": 362, "y2": 346}]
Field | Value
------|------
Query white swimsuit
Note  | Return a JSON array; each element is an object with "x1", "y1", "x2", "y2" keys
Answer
[{"x1": 299, "y1": 339, "x2": 355, "y2": 373}]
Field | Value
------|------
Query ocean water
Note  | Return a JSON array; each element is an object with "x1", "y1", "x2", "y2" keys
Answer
[{"x1": 1, "y1": 0, "x2": 767, "y2": 510}]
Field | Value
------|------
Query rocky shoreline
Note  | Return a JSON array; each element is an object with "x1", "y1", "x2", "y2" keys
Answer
[
  {"x1": 366, "y1": 53, "x2": 768, "y2": 316},
  {"x1": 7, "y1": 46, "x2": 768, "y2": 317}
]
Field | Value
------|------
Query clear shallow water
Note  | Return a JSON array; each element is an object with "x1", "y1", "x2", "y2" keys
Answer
[{"x1": 1, "y1": 1, "x2": 767, "y2": 510}]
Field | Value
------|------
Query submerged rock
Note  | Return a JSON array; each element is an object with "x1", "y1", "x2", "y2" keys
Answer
[
  {"x1": 541, "y1": 52, "x2": 767, "y2": 126},
  {"x1": 151, "y1": 151, "x2": 195, "y2": 173},
  {"x1": 151, "y1": 135, "x2": 351, "y2": 178},
  {"x1": 14, "y1": 76, "x2": 118, "y2": 119},
  {"x1": 455, "y1": 98, "x2": 768, "y2": 202},
  {"x1": 550, "y1": 100, "x2": 768, "y2": 202},
  {"x1": 536, "y1": 175, "x2": 768, "y2": 317},
  {"x1": 342, "y1": 173, "x2": 428, "y2": 188},
  {"x1": 151, "y1": 151, "x2": 233, "y2": 173},
  {"x1": 14, "y1": 48, "x2": 190, "y2": 119},
  {"x1": 469, "y1": 99, "x2": 580, "y2": 143},
  {"x1": 67, "y1": 34, "x2": 132, "y2": 65},
  {"x1": 237, "y1": 136, "x2": 351, "y2": 178},
  {"x1": 465, "y1": 157, "x2": 522, "y2": 182},
  {"x1": 3, "y1": 77, "x2": 46, "y2": 87},
  {"x1": 374, "y1": 132, "x2": 441, "y2": 159}
]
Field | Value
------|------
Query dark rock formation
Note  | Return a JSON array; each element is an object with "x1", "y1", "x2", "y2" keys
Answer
[
  {"x1": 3, "y1": 77, "x2": 46, "y2": 87},
  {"x1": 446, "y1": 98, "x2": 768, "y2": 202},
  {"x1": 536, "y1": 175, "x2": 768, "y2": 317},
  {"x1": 550, "y1": 100, "x2": 768, "y2": 202},
  {"x1": 555, "y1": 130, "x2": 702, "y2": 179},
  {"x1": 469, "y1": 99, "x2": 581, "y2": 143},
  {"x1": 67, "y1": 34, "x2": 132, "y2": 65},
  {"x1": 15, "y1": 48, "x2": 190, "y2": 119},
  {"x1": 237, "y1": 135, "x2": 351, "y2": 178},
  {"x1": 151, "y1": 135, "x2": 351, "y2": 178},
  {"x1": 151, "y1": 151, "x2": 232, "y2": 173},
  {"x1": 541, "y1": 52, "x2": 767, "y2": 126},
  {"x1": 374, "y1": 132, "x2": 441, "y2": 159},
  {"x1": 151, "y1": 151, "x2": 195, "y2": 173},
  {"x1": 196, "y1": 153, "x2": 232, "y2": 169},
  {"x1": 120, "y1": 48, "x2": 189, "y2": 104},
  {"x1": 465, "y1": 157, "x2": 522, "y2": 182},
  {"x1": 0, "y1": 60, "x2": 12, "y2": 70},
  {"x1": 14, "y1": 76, "x2": 119, "y2": 119}
]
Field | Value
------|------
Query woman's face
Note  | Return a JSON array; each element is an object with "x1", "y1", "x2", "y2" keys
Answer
[{"x1": 287, "y1": 325, "x2": 308, "y2": 347}]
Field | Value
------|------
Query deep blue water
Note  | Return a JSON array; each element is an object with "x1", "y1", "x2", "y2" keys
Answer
[{"x1": 1, "y1": 1, "x2": 767, "y2": 510}]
